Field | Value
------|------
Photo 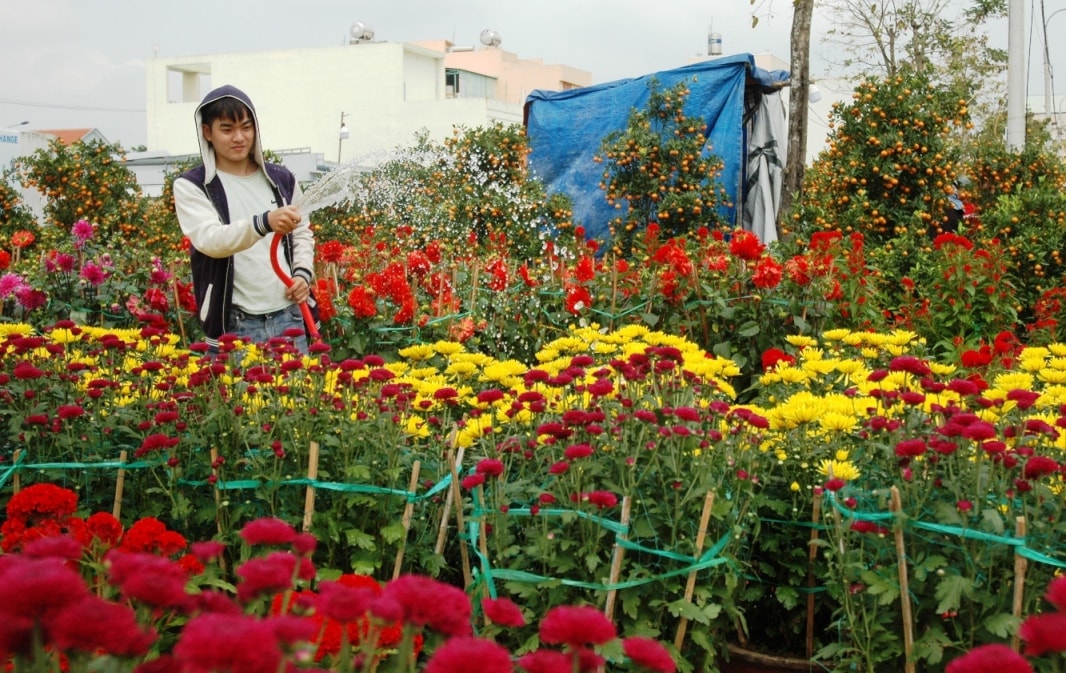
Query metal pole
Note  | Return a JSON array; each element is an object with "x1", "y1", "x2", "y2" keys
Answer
[{"x1": 1007, "y1": 0, "x2": 1027, "y2": 151}]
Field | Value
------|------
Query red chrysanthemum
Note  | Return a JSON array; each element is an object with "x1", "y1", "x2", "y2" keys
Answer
[
  {"x1": 728, "y1": 230, "x2": 765, "y2": 261},
  {"x1": 945, "y1": 644, "x2": 1032, "y2": 673},
  {"x1": 539, "y1": 605, "x2": 617, "y2": 647},
  {"x1": 482, "y1": 597, "x2": 526, "y2": 627},
  {"x1": 424, "y1": 636, "x2": 514, "y2": 673},
  {"x1": 623, "y1": 636, "x2": 676, "y2": 673}
]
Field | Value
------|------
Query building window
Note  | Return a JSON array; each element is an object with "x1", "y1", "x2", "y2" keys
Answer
[
  {"x1": 167, "y1": 65, "x2": 212, "y2": 104},
  {"x1": 445, "y1": 69, "x2": 496, "y2": 100}
]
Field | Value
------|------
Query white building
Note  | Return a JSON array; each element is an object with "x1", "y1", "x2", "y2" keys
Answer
[{"x1": 145, "y1": 39, "x2": 591, "y2": 173}]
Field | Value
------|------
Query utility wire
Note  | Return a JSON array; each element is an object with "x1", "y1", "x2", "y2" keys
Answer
[{"x1": 0, "y1": 98, "x2": 144, "y2": 113}]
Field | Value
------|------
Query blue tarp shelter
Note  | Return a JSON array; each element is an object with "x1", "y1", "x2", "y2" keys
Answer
[{"x1": 524, "y1": 53, "x2": 789, "y2": 245}]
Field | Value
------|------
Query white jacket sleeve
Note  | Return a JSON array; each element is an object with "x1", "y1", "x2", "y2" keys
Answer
[
  {"x1": 289, "y1": 181, "x2": 316, "y2": 283},
  {"x1": 174, "y1": 177, "x2": 270, "y2": 258}
]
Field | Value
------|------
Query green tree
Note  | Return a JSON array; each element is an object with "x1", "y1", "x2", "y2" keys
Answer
[
  {"x1": 598, "y1": 78, "x2": 728, "y2": 255},
  {"x1": 0, "y1": 168, "x2": 37, "y2": 249}
]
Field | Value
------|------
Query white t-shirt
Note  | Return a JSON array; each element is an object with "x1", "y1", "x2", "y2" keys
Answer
[{"x1": 217, "y1": 170, "x2": 293, "y2": 314}]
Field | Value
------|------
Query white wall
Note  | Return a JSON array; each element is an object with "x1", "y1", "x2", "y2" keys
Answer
[{"x1": 146, "y1": 42, "x2": 526, "y2": 164}]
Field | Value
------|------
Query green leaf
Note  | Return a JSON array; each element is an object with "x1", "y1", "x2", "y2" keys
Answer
[
  {"x1": 983, "y1": 612, "x2": 1020, "y2": 638},
  {"x1": 380, "y1": 521, "x2": 407, "y2": 545},
  {"x1": 738, "y1": 321, "x2": 761, "y2": 337},
  {"x1": 344, "y1": 528, "x2": 376, "y2": 550},
  {"x1": 668, "y1": 598, "x2": 707, "y2": 621},
  {"x1": 934, "y1": 574, "x2": 973, "y2": 614}
]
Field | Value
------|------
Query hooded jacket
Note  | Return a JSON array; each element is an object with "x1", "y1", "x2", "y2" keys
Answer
[{"x1": 173, "y1": 85, "x2": 316, "y2": 347}]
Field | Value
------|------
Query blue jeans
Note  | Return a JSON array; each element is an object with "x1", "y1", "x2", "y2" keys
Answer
[{"x1": 226, "y1": 304, "x2": 309, "y2": 354}]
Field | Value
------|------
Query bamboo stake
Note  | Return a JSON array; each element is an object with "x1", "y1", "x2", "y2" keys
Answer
[
  {"x1": 301, "y1": 441, "x2": 320, "y2": 533},
  {"x1": 448, "y1": 448, "x2": 474, "y2": 589},
  {"x1": 1011, "y1": 516, "x2": 1028, "y2": 652},
  {"x1": 170, "y1": 275, "x2": 187, "y2": 346},
  {"x1": 12, "y1": 449, "x2": 20, "y2": 493},
  {"x1": 112, "y1": 450, "x2": 128, "y2": 520},
  {"x1": 392, "y1": 460, "x2": 422, "y2": 579},
  {"x1": 210, "y1": 447, "x2": 227, "y2": 573},
  {"x1": 603, "y1": 495, "x2": 632, "y2": 622},
  {"x1": 674, "y1": 492, "x2": 716, "y2": 650},
  {"x1": 890, "y1": 487, "x2": 916, "y2": 673},
  {"x1": 806, "y1": 491, "x2": 824, "y2": 659},
  {"x1": 476, "y1": 483, "x2": 493, "y2": 626},
  {"x1": 435, "y1": 446, "x2": 464, "y2": 555}
]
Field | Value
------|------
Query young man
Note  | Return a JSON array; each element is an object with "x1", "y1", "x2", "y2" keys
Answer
[{"x1": 174, "y1": 84, "x2": 317, "y2": 354}]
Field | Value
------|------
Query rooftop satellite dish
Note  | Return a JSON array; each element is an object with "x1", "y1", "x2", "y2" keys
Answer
[
  {"x1": 349, "y1": 22, "x2": 375, "y2": 44},
  {"x1": 479, "y1": 29, "x2": 502, "y2": 47}
]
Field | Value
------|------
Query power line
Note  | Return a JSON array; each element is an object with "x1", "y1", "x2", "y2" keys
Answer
[{"x1": 0, "y1": 98, "x2": 144, "y2": 113}]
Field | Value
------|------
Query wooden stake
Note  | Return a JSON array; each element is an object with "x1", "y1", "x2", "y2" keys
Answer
[
  {"x1": 11, "y1": 449, "x2": 20, "y2": 493},
  {"x1": 210, "y1": 447, "x2": 223, "y2": 534},
  {"x1": 806, "y1": 491, "x2": 824, "y2": 659},
  {"x1": 891, "y1": 487, "x2": 916, "y2": 673},
  {"x1": 603, "y1": 495, "x2": 632, "y2": 622},
  {"x1": 392, "y1": 460, "x2": 422, "y2": 579},
  {"x1": 1011, "y1": 516, "x2": 1028, "y2": 652},
  {"x1": 435, "y1": 447, "x2": 464, "y2": 555},
  {"x1": 674, "y1": 492, "x2": 716, "y2": 650},
  {"x1": 448, "y1": 448, "x2": 473, "y2": 589},
  {"x1": 301, "y1": 441, "x2": 320, "y2": 533},
  {"x1": 112, "y1": 450, "x2": 128, "y2": 520}
]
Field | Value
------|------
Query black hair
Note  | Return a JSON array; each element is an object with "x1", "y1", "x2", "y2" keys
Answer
[{"x1": 201, "y1": 97, "x2": 253, "y2": 127}]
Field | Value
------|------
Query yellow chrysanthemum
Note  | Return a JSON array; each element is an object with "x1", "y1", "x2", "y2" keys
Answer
[
  {"x1": 800, "y1": 347, "x2": 825, "y2": 361},
  {"x1": 817, "y1": 459, "x2": 861, "y2": 481},
  {"x1": 444, "y1": 361, "x2": 479, "y2": 378},
  {"x1": 777, "y1": 366, "x2": 813, "y2": 384},
  {"x1": 404, "y1": 415, "x2": 430, "y2": 438},
  {"x1": 928, "y1": 362, "x2": 957, "y2": 376},
  {"x1": 787, "y1": 334, "x2": 819, "y2": 348},
  {"x1": 842, "y1": 332, "x2": 867, "y2": 347},
  {"x1": 860, "y1": 347, "x2": 880, "y2": 359},
  {"x1": 398, "y1": 343, "x2": 436, "y2": 361},
  {"x1": 818, "y1": 412, "x2": 859, "y2": 433},
  {"x1": 1020, "y1": 346, "x2": 1051, "y2": 361},
  {"x1": 481, "y1": 360, "x2": 527, "y2": 385},
  {"x1": 433, "y1": 340, "x2": 465, "y2": 357},
  {"x1": 1047, "y1": 343, "x2": 1066, "y2": 357},
  {"x1": 1046, "y1": 357, "x2": 1066, "y2": 371},
  {"x1": 820, "y1": 329, "x2": 852, "y2": 342},
  {"x1": 1039, "y1": 369, "x2": 1066, "y2": 385},
  {"x1": 0, "y1": 323, "x2": 34, "y2": 337},
  {"x1": 993, "y1": 372, "x2": 1035, "y2": 392}
]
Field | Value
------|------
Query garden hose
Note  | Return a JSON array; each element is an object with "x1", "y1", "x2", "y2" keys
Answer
[{"x1": 269, "y1": 232, "x2": 320, "y2": 341}]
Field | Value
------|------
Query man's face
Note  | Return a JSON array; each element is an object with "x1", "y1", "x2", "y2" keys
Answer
[{"x1": 202, "y1": 111, "x2": 255, "y2": 169}]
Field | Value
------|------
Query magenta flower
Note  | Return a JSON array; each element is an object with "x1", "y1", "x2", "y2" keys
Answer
[
  {"x1": 173, "y1": 614, "x2": 299, "y2": 673},
  {"x1": 0, "y1": 272, "x2": 26, "y2": 298},
  {"x1": 623, "y1": 636, "x2": 677, "y2": 673},
  {"x1": 71, "y1": 219, "x2": 95, "y2": 247},
  {"x1": 235, "y1": 551, "x2": 313, "y2": 602},
  {"x1": 79, "y1": 260, "x2": 108, "y2": 286},
  {"x1": 1045, "y1": 575, "x2": 1066, "y2": 611},
  {"x1": 239, "y1": 517, "x2": 298, "y2": 546},
  {"x1": 476, "y1": 458, "x2": 506, "y2": 477},
  {"x1": 1020, "y1": 612, "x2": 1066, "y2": 656},
  {"x1": 49, "y1": 594, "x2": 157, "y2": 656},
  {"x1": 517, "y1": 650, "x2": 572, "y2": 673},
  {"x1": 379, "y1": 574, "x2": 472, "y2": 637},
  {"x1": 482, "y1": 597, "x2": 527, "y2": 627},
  {"x1": 315, "y1": 579, "x2": 376, "y2": 622},
  {"x1": 539, "y1": 605, "x2": 617, "y2": 647},
  {"x1": 424, "y1": 636, "x2": 514, "y2": 673},
  {"x1": 106, "y1": 551, "x2": 192, "y2": 610},
  {"x1": 945, "y1": 643, "x2": 1033, "y2": 673}
]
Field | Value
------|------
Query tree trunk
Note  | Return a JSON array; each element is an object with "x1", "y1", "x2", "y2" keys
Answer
[{"x1": 778, "y1": 0, "x2": 815, "y2": 239}]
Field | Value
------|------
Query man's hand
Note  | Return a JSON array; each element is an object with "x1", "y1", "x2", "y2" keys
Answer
[
  {"x1": 268, "y1": 206, "x2": 303, "y2": 235},
  {"x1": 286, "y1": 276, "x2": 310, "y2": 304}
]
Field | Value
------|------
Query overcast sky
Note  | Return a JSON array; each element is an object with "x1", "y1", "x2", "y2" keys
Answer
[{"x1": 0, "y1": 0, "x2": 1050, "y2": 151}]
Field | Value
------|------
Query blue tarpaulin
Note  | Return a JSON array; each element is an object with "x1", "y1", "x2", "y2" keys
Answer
[{"x1": 524, "y1": 53, "x2": 788, "y2": 244}]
